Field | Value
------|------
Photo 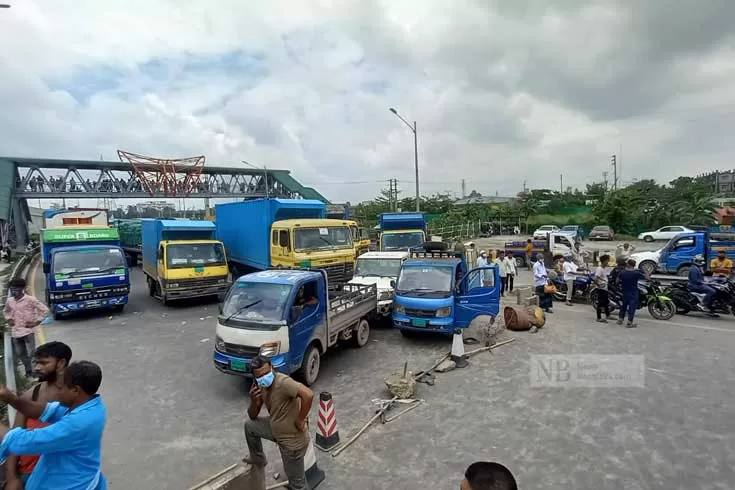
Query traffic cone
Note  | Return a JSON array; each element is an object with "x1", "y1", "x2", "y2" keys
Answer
[
  {"x1": 315, "y1": 392, "x2": 340, "y2": 451},
  {"x1": 451, "y1": 328, "x2": 469, "y2": 368},
  {"x1": 304, "y1": 435, "x2": 326, "y2": 489}
]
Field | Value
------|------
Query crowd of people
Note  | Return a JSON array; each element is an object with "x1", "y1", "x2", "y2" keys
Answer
[{"x1": 18, "y1": 173, "x2": 276, "y2": 196}]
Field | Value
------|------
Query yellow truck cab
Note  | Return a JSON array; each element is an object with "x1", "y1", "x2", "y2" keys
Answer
[{"x1": 347, "y1": 220, "x2": 371, "y2": 258}]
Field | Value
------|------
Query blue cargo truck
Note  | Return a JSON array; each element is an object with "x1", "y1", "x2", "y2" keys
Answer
[
  {"x1": 215, "y1": 198, "x2": 356, "y2": 286},
  {"x1": 658, "y1": 231, "x2": 735, "y2": 276},
  {"x1": 392, "y1": 250, "x2": 500, "y2": 336},
  {"x1": 378, "y1": 212, "x2": 427, "y2": 251},
  {"x1": 41, "y1": 227, "x2": 130, "y2": 319}
]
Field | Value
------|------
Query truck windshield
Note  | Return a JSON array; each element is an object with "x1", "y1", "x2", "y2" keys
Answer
[
  {"x1": 383, "y1": 232, "x2": 424, "y2": 250},
  {"x1": 294, "y1": 227, "x2": 352, "y2": 251},
  {"x1": 53, "y1": 248, "x2": 126, "y2": 277},
  {"x1": 396, "y1": 265, "x2": 453, "y2": 295},
  {"x1": 166, "y1": 243, "x2": 226, "y2": 269},
  {"x1": 221, "y1": 282, "x2": 292, "y2": 326},
  {"x1": 355, "y1": 258, "x2": 403, "y2": 278}
]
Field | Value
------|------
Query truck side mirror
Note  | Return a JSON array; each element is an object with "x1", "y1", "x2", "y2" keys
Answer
[
  {"x1": 43, "y1": 263, "x2": 50, "y2": 274},
  {"x1": 390, "y1": 280, "x2": 396, "y2": 288}
]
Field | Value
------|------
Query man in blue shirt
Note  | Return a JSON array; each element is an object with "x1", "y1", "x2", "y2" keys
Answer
[
  {"x1": 617, "y1": 259, "x2": 648, "y2": 328},
  {"x1": 688, "y1": 254, "x2": 718, "y2": 316},
  {"x1": 0, "y1": 360, "x2": 107, "y2": 490}
]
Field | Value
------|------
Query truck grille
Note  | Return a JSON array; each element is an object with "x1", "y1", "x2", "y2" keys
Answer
[
  {"x1": 404, "y1": 308, "x2": 437, "y2": 318},
  {"x1": 222, "y1": 343, "x2": 260, "y2": 358},
  {"x1": 317, "y1": 262, "x2": 354, "y2": 285},
  {"x1": 52, "y1": 286, "x2": 130, "y2": 302},
  {"x1": 175, "y1": 277, "x2": 226, "y2": 288}
]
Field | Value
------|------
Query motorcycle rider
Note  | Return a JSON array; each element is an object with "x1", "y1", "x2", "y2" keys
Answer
[{"x1": 688, "y1": 254, "x2": 718, "y2": 316}]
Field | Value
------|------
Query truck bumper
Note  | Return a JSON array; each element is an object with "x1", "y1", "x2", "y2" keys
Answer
[
  {"x1": 51, "y1": 295, "x2": 128, "y2": 314},
  {"x1": 213, "y1": 350, "x2": 289, "y2": 377},
  {"x1": 377, "y1": 300, "x2": 393, "y2": 317},
  {"x1": 165, "y1": 284, "x2": 230, "y2": 301},
  {"x1": 392, "y1": 313, "x2": 455, "y2": 334}
]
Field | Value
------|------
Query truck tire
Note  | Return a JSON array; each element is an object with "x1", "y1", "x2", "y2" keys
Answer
[
  {"x1": 297, "y1": 344, "x2": 321, "y2": 387},
  {"x1": 677, "y1": 265, "x2": 691, "y2": 277},
  {"x1": 639, "y1": 260, "x2": 656, "y2": 275},
  {"x1": 514, "y1": 256, "x2": 525, "y2": 268},
  {"x1": 148, "y1": 277, "x2": 156, "y2": 297},
  {"x1": 351, "y1": 318, "x2": 370, "y2": 348}
]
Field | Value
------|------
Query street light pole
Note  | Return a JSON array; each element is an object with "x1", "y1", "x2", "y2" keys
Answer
[
  {"x1": 389, "y1": 107, "x2": 420, "y2": 212},
  {"x1": 242, "y1": 160, "x2": 269, "y2": 198}
]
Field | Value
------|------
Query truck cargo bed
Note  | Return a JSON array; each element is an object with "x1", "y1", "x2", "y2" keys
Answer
[{"x1": 328, "y1": 283, "x2": 377, "y2": 333}]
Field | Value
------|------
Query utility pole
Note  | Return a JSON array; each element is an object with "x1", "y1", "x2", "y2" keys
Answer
[
  {"x1": 461, "y1": 179, "x2": 466, "y2": 198},
  {"x1": 560, "y1": 174, "x2": 563, "y2": 193},
  {"x1": 602, "y1": 171, "x2": 609, "y2": 191},
  {"x1": 611, "y1": 154, "x2": 618, "y2": 190}
]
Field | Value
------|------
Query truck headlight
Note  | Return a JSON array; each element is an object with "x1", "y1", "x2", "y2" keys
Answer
[
  {"x1": 215, "y1": 336, "x2": 226, "y2": 352},
  {"x1": 379, "y1": 290, "x2": 393, "y2": 301},
  {"x1": 259, "y1": 342, "x2": 281, "y2": 357},
  {"x1": 394, "y1": 304, "x2": 406, "y2": 315},
  {"x1": 168, "y1": 283, "x2": 179, "y2": 288},
  {"x1": 218, "y1": 278, "x2": 227, "y2": 284},
  {"x1": 436, "y1": 307, "x2": 452, "y2": 318}
]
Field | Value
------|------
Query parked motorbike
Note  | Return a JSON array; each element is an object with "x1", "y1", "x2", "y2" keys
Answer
[
  {"x1": 552, "y1": 271, "x2": 595, "y2": 302},
  {"x1": 663, "y1": 278, "x2": 735, "y2": 316},
  {"x1": 590, "y1": 279, "x2": 676, "y2": 321}
]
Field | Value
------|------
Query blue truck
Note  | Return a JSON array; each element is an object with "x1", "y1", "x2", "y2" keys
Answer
[
  {"x1": 215, "y1": 198, "x2": 356, "y2": 287},
  {"x1": 658, "y1": 231, "x2": 735, "y2": 276},
  {"x1": 392, "y1": 250, "x2": 500, "y2": 336},
  {"x1": 214, "y1": 269, "x2": 377, "y2": 385},
  {"x1": 41, "y1": 226, "x2": 130, "y2": 319},
  {"x1": 378, "y1": 212, "x2": 427, "y2": 251}
]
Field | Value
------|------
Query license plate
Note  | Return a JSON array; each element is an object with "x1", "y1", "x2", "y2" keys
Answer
[
  {"x1": 230, "y1": 359, "x2": 249, "y2": 372},
  {"x1": 412, "y1": 319, "x2": 427, "y2": 327}
]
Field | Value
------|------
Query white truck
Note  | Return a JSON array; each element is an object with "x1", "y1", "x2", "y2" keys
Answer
[{"x1": 348, "y1": 251, "x2": 409, "y2": 318}]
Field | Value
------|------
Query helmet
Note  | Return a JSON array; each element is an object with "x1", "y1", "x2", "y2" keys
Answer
[{"x1": 693, "y1": 254, "x2": 705, "y2": 266}]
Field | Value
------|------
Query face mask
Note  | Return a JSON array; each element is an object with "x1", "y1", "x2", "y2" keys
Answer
[
  {"x1": 10, "y1": 289, "x2": 22, "y2": 298},
  {"x1": 256, "y1": 370, "x2": 275, "y2": 388}
]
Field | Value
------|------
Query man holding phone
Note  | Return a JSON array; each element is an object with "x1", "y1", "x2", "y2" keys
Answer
[{"x1": 243, "y1": 355, "x2": 314, "y2": 490}]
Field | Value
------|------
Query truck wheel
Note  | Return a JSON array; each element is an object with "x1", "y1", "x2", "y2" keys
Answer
[
  {"x1": 514, "y1": 256, "x2": 525, "y2": 268},
  {"x1": 639, "y1": 260, "x2": 656, "y2": 275},
  {"x1": 156, "y1": 281, "x2": 170, "y2": 306},
  {"x1": 351, "y1": 318, "x2": 370, "y2": 348},
  {"x1": 297, "y1": 344, "x2": 321, "y2": 386},
  {"x1": 677, "y1": 265, "x2": 691, "y2": 277}
]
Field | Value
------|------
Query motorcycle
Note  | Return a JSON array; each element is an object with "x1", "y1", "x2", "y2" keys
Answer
[
  {"x1": 590, "y1": 279, "x2": 676, "y2": 321},
  {"x1": 551, "y1": 271, "x2": 595, "y2": 302},
  {"x1": 663, "y1": 278, "x2": 735, "y2": 316}
]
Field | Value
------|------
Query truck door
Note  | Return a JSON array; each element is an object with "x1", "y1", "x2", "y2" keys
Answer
[
  {"x1": 288, "y1": 279, "x2": 324, "y2": 367},
  {"x1": 271, "y1": 229, "x2": 291, "y2": 268},
  {"x1": 666, "y1": 235, "x2": 697, "y2": 273},
  {"x1": 454, "y1": 266, "x2": 500, "y2": 328}
]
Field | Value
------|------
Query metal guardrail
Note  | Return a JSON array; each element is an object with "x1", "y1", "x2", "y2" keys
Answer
[{"x1": 1, "y1": 247, "x2": 40, "y2": 425}]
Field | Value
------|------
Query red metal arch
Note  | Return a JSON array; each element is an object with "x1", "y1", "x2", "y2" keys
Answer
[{"x1": 117, "y1": 150, "x2": 205, "y2": 197}]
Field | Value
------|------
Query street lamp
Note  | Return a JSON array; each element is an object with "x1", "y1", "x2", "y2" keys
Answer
[
  {"x1": 389, "y1": 107, "x2": 420, "y2": 212},
  {"x1": 242, "y1": 160, "x2": 269, "y2": 199}
]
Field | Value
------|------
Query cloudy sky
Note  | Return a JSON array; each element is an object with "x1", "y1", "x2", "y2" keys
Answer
[{"x1": 1, "y1": 0, "x2": 735, "y2": 204}]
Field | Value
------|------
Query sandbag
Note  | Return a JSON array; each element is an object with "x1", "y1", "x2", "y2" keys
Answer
[{"x1": 503, "y1": 306, "x2": 533, "y2": 331}]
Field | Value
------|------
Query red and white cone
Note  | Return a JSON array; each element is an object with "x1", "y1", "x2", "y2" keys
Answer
[{"x1": 315, "y1": 392, "x2": 340, "y2": 451}]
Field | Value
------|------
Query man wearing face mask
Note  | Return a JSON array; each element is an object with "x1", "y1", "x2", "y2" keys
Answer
[
  {"x1": 4, "y1": 341, "x2": 72, "y2": 490},
  {"x1": 243, "y1": 356, "x2": 314, "y2": 490},
  {"x1": 3, "y1": 278, "x2": 49, "y2": 378}
]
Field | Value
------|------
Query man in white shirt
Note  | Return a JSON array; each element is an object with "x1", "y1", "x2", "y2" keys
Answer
[
  {"x1": 503, "y1": 253, "x2": 517, "y2": 294},
  {"x1": 532, "y1": 255, "x2": 552, "y2": 313},
  {"x1": 494, "y1": 251, "x2": 508, "y2": 296},
  {"x1": 562, "y1": 254, "x2": 579, "y2": 306},
  {"x1": 476, "y1": 250, "x2": 488, "y2": 268}
]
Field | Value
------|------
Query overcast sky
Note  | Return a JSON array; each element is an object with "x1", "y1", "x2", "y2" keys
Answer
[{"x1": 1, "y1": 0, "x2": 735, "y2": 205}]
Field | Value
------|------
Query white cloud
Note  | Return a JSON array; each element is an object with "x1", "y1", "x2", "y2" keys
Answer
[{"x1": 2, "y1": 0, "x2": 735, "y2": 205}]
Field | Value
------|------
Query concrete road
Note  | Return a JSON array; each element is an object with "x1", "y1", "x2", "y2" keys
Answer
[{"x1": 32, "y1": 265, "x2": 735, "y2": 489}]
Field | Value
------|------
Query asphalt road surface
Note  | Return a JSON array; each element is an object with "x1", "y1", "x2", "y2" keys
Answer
[{"x1": 32, "y1": 264, "x2": 735, "y2": 489}]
